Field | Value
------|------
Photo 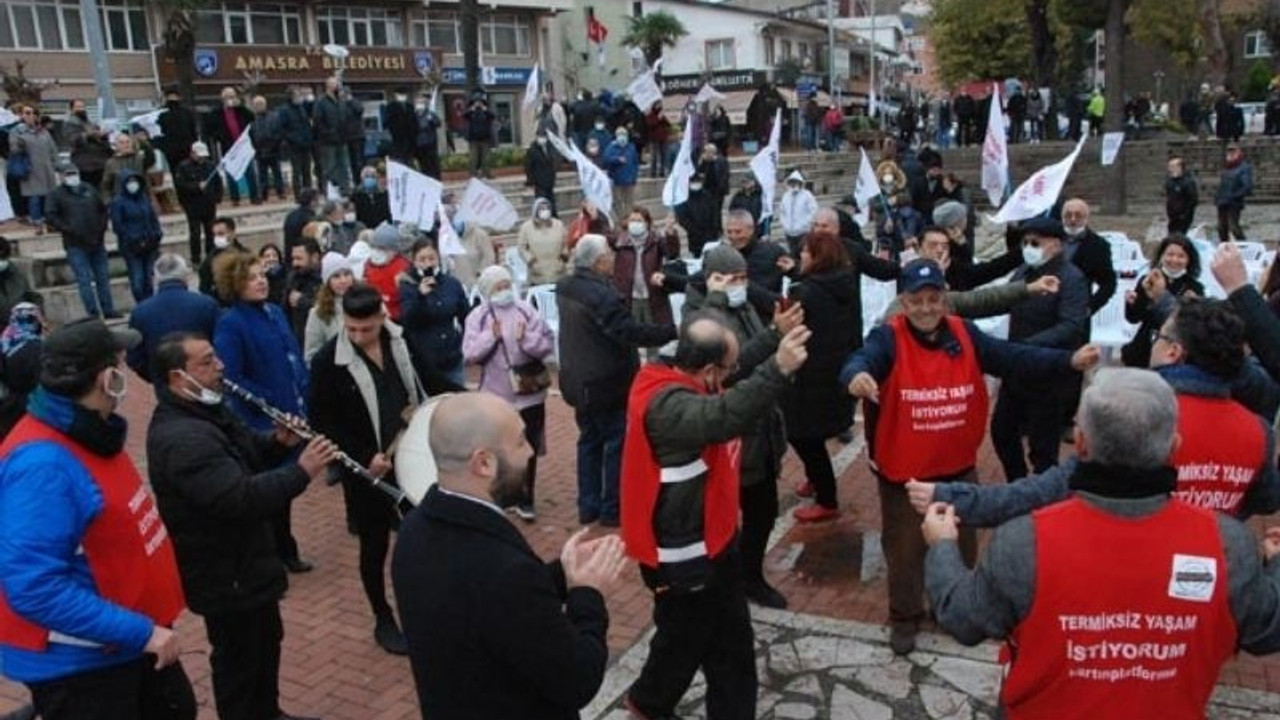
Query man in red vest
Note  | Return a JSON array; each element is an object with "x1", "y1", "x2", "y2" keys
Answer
[
  {"x1": 841, "y1": 258, "x2": 1100, "y2": 655},
  {"x1": 0, "y1": 319, "x2": 193, "y2": 720},
  {"x1": 621, "y1": 312, "x2": 811, "y2": 720},
  {"x1": 910, "y1": 296, "x2": 1280, "y2": 522},
  {"x1": 923, "y1": 367, "x2": 1280, "y2": 719}
]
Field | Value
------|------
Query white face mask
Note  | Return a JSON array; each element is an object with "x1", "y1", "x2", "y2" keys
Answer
[
  {"x1": 1161, "y1": 264, "x2": 1187, "y2": 280},
  {"x1": 178, "y1": 370, "x2": 222, "y2": 405},
  {"x1": 213, "y1": 234, "x2": 230, "y2": 249},
  {"x1": 104, "y1": 366, "x2": 127, "y2": 401},
  {"x1": 125, "y1": 180, "x2": 141, "y2": 194},
  {"x1": 415, "y1": 103, "x2": 427, "y2": 112},
  {"x1": 489, "y1": 289, "x2": 515, "y2": 306},
  {"x1": 369, "y1": 249, "x2": 390, "y2": 265},
  {"x1": 725, "y1": 284, "x2": 748, "y2": 308},
  {"x1": 0, "y1": 260, "x2": 10, "y2": 273},
  {"x1": 689, "y1": 183, "x2": 704, "y2": 192},
  {"x1": 1022, "y1": 245, "x2": 1047, "y2": 267},
  {"x1": 343, "y1": 212, "x2": 356, "y2": 223},
  {"x1": 627, "y1": 220, "x2": 647, "y2": 237},
  {"x1": 1064, "y1": 225, "x2": 1085, "y2": 238},
  {"x1": 64, "y1": 175, "x2": 81, "y2": 188},
  {"x1": 536, "y1": 208, "x2": 551, "y2": 221}
]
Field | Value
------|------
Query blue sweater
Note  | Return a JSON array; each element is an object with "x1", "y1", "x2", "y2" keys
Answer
[
  {"x1": 603, "y1": 140, "x2": 639, "y2": 186},
  {"x1": 0, "y1": 389, "x2": 154, "y2": 682},
  {"x1": 214, "y1": 301, "x2": 308, "y2": 430}
]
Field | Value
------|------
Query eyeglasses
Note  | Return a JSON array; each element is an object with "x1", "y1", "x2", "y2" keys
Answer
[{"x1": 1153, "y1": 331, "x2": 1178, "y2": 345}]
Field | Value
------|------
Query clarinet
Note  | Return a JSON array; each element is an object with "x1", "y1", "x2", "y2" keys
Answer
[{"x1": 220, "y1": 378, "x2": 416, "y2": 517}]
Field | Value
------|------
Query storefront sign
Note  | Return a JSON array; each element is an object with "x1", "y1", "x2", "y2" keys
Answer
[
  {"x1": 661, "y1": 70, "x2": 767, "y2": 95},
  {"x1": 156, "y1": 46, "x2": 444, "y2": 85},
  {"x1": 440, "y1": 67, "x2": 534, "y2": 86}
]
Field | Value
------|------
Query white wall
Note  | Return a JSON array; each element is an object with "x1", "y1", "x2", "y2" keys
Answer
[{"x1": 644, "y1": 0, "x2": 768, "y2": 75}]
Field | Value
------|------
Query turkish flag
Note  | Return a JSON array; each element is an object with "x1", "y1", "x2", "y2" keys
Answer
[{"x1": 587, "y1": 14, "x2": 608, "y2": 44}]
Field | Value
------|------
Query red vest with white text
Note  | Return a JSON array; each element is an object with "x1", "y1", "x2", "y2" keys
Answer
[
  {"x1": 0, "y1": 416, "x2": 185, "y2": 651},
  {"x1": 1002, "y1": 498, "x2": 1236, "y2": 720},
  {"x1": 620, "y1": 364, "x2": 741, "y2": 568},
  {"x1": 1172, "y1": 393, "x2": 1266, "y2": 516},
  {"x1": 875, "y1": 314, "x2": 989, "y2": 481}
]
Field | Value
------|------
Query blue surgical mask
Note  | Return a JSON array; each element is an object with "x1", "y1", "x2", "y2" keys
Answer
[
  {"x1": 362, "y1": 177, "x2": 377, "y2": 191},
  {"x1": 453, "y1": 218, "x2": 465, "y2": 234},
  {"x1": 1022, "y1": 246, "x2": 1046, "y2": 267}
]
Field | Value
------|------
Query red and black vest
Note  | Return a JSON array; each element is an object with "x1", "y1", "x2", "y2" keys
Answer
[
  {"x1": 875, "y1": 314, "x2": 989, "y2": 482},
  {"x1": 620, "y1": 364, "x2": 741, "y2": 568},
  {"x1": 0, "y1": 416, "x2": 185, "y2": 651},
  {"x1": 1172, "y1": 393, "x2": 1266, "y2": 516},
  {"x1": 1002, "y1": 498, "x2": 1236, "y2": 719}
]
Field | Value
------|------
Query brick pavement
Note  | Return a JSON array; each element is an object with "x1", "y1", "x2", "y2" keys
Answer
[{"x1": 3, "y1": 373, "x2": 1280, "y2": 717}]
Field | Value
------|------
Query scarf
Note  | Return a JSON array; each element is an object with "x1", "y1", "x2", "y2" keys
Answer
[
  {"x1": 1, "y1": 302, "x2": 42, "y2": 356},
  {"x1": 1067, "y1": 460, "x2": 1177, "y2": 500}
]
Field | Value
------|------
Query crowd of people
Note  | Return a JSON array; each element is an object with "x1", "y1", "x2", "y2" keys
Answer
[{"x1": 7, "y1": 68, "x2": 1280, "y2": 720}]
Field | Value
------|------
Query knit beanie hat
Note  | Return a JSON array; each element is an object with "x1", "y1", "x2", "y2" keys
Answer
[
  {"x1": 702, "y1": 244, "x2": 747, "y2": 276},
  {"x1": 476, "y1": 265, "x2": 512, "y2": 298},
  {"x1": 321, "y1": 252, "x2": 351, "y2": 283},
  {"x1": 372, "y1": 221, "x2": 400, "y2": 249}
]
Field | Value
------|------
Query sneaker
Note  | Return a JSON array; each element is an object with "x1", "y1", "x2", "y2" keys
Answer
[
  {"x1": 793, "y1": 504, "x2": 839, "y2": 523},
  {"x1": 374, "y1": 614, "x2": 409, "y2": 656},
  {"x1": 796, "y1": 481, "x2": 815, "y2": 498},
  {"x1": 623, "y1": 694, "x2": 682, "y2": 720},
  {"x1": 514, "y1": 504, "x2": 537, "y2": 522},
  {"x1": 745, "y1": 580, "x2": 788, "y2": 609},
  {"x1": 889, "y1": 623, "x2": 918, "y2": 656},
  {"x1": 283, "y1": 557, "x2": 314, "y2": 573}
]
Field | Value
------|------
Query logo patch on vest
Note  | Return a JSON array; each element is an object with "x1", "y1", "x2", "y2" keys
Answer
[{"x1": 1168, "y1": 554, "x2": 1217, "y2": 603}]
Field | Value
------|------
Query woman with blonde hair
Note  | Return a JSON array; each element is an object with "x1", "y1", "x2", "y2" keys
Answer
[{"x1": 303, "y1": 251, "x2": 354, "y2": 363}]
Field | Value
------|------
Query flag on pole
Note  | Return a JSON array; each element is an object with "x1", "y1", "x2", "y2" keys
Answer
[
  {"x1": 456, "y1": 178, "x2": 520, "y2": 231},
  {"x1": 437, "y1": 202, "x2": 466, "y2": 257},
  {"x1": 428, "y1": 85, "x2": 439, "y2": 113},
  {"x1": 662, "y1": 115, "x2": 696, "y2": 207},
  {"x1": 693, "y1": 83, "x2": 725, "y2": 105},
  {"x1": 387, "y1": 159, "x2": 443, "y2": 229},
  {"x1": 990, "y1": 135, "x2": 1087, "y2": 224},
  {"x1": 852, "y1": 148, "x2": 880, "y2": 226},
  {"x1": 219, "y1": 124, "x2": 257, "y2": 181},
  {"x1": 749, "y1": 108, "x2": 782, "y2": 220},
  {"x1": 522, "y1": 64, "x2": 541, "y2": 110},
  {"x1": 132, "y1": 109, "x2": 165, "y2": 138},
  {"x1": 627, "y1": 70, "x2": 663, "y2": 113},
  {"x1": 575, "y1": 147, "x2": 613, "y2": 220},
  {"x1": 980, "y1": 82, "x2": 1009, "y2": 208}
]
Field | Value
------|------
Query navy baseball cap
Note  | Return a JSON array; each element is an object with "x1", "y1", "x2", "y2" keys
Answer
[{"x1": 901, "y1": 258, "x2": 947, "y2": 294}]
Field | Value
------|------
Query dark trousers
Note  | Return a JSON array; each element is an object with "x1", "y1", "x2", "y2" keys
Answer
[
  {"x1": 123, "y1": 248, "x2": 158, "y2": 303},
  {"x1": 789, "y1": 436, "x2": 838, "y2": 509},
  {"x1": 574, "y1": 407, "x2": 624, "y2": 523},
  {"x1": 877, "y1": 474, "x2": 977, "y2": 625},
  {"x1": 991, "y1": 382, "x2": 1063, "y2": 481},
  {"x1": 739, "y1": 479, "x2": 778, "y2": 585},
  {"x1": 520, "y1": 403, "x2": 546, "y2": 504},
  {"x1": 287, "y1": 147, "x2": 313, "y2": 197},
  {"x1": 414, "y1": 146, "x2": 440, "y2": 180},
  {"x1": 271, "y1": 503, "x2": 300, "y2": 564},
  {"x1": 1168, "y1": 214, "x2": 1194, "y2": 236},
  {"x1": 256, "y1": 157, "x2": 285, "y2": 200},
  {"x1": 184, "y1": 212, "x2": 214, "y2": 265},
  {"x1": 347, "y1": 140, "x2": 364, "y2": 183},
  {"x1": 203, "y1": 602, "x2": 284, "y2": 720},
  {"x1": 1217, "y1": 204, "x2": 1245, "y2": 242},
  {"x1": 28, "y1": 657, "x2": 195, "y2": 720},
  {"x1": 628, "y1": 575, "x2": 756, "y2": 719},
  {"x1": 358, "y1": 522, "x2": 394, "y2": 620}
]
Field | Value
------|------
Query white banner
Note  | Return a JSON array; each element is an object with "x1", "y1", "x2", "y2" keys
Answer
[
  {"x1": 981, "y1": 82, "x2": 1008, "y2": 208},
  {"x1": 522, "y1": 64, "x2": 541, "y2": 110},
  {"x1": 387, "y1": 159, "x2": 443, "y2": 230},
  {"x1": 852, "y1": 148, "x2": 880, "y2": 226},
  {"x1": 455, "y1": 178, "x2": 519, "y2": 231},
  {"x1": 131, "y1": 109, "x2": 165, "y2": 138},
  {"x1": 627, "y1": 70, "x2": 663, "y2": 112},
  {"x1": 576, "y1": 151, "x2": 614, "y2": 220},
  {"x1": 0, "y1": 174, "x2": 14, "y2": 221},
  {"x1": 546, "y1": 131, "x2": 576, "y2": 162},
  {"x1": 0, "y1": 107, "x2": 19, "y2": 126},
  {"x1": 219, "y1": 124, "x2": 256, "y2": 181},
  {"x1": 437, "y1": 202, "x2": 466, "y2": 257},
  {"x1": 693, "y1": 83, "x2": 726, "y2": 105},
  {"x1": 1101, "y1": 131, "x2": 1125, "y2": 166},
  {"x1": 990, "y1": 135, "x2": 1087, "y2": 225},
  {"x1": 662, "y1": 115, "x2": 696, "y2": 207},
  {"x1": 749, "y1": 108, "x2": 782, "y2": 220}
]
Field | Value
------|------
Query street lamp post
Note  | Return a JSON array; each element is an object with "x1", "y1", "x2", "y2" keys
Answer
[
  {"x1": 1154, "y1": 70, "x2": 1165, "y2": 107},
  {"x1": 79, "y1": 0, "x2": 116, "y2": 120}
]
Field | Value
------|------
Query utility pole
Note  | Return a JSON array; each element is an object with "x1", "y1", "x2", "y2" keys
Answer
[
  {"x1": 869, "y1": 0, "x2": 877, "y2": 118},
  {"x1": 827, "y1": 0, "x2": 836, "y2": 96},
  {"x1": 80, "y1": 0, "x2": 116, "y2": 120}
]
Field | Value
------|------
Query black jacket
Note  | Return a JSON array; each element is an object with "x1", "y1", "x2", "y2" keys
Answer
[
  {"x1": 784, "y1": 268, "x2": 860, "y2": 439},
  {"x1": 147, "y1": 392, "x2": 307, "y2": 614},
  {"x1": 556, "y1": 268, "x2": 676, "y2": 414},
  {"x1": 248, "y1": 108, "x2": 284, "y2": 159},
  {"x1": 525, "y1": 142, "x2": 558, "y2": 192},
  {"x1": 1067, "y1": 229, "x2": 1118, "y2": 313},
  {"x1": 392, "y1": 486, "x2": 609, "y2": 720},
  {"x1": 385, "y1": 100, "x2": 418, "y2": 158},
  {"x1": 156, "y1": 102, "x2": 200, "y2": 163},
  {"x1": 341, "y1": 98, "x2": 365, "y2": 143},
  {"x1": 728, "y1": 188, "x2": 762, "y2": 223},
  {"x1": 1229, "y1": 286, "x2": 1280, "y2": 385},
  {"x1": 44, "y1": 183, "x2": 107, "y2": 249},
  {"x1": 204, "y1": 105, "x2": 255, "y2": 156},
  {"x1": 675, "y1": 190, "x2": 723, "y2": 257},
  {"x1": 1165, "y1": 174, "x2": 1199, "y2": 225},
  {"x1": 278, "y1": 102, "x2": 314, "y2": 151},
  {"x1": 312, "y1": 95, "x2": 345, "y2": 145},
  {"x1": 283, "y1": 205, "x2": 316, "y2": 254},
  {"x1": 173, "y1": 157, "x2": 224, "y2": 217},
  {"x1": 353, "y1": 189, "x2": 391, "y2": 230},
  {"x1": 1008, "y1": 255, "x2": 1090, "y2": 351}
]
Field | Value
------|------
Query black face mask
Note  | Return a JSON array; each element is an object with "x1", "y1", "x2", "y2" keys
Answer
[{"x1": 75, "y1": 111, "x2": 88, "y2": 120}]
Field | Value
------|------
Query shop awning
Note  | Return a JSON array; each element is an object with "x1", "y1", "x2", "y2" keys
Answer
[{"x1": 660, "y1": 89, "x2": 755, "y2": 125}]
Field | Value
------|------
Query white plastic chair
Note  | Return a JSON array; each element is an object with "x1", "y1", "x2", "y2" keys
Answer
[
  {"x1": 503, "y1": 246, "x2": 530, "y2": 296},
  {"x1": 466, "y1": 283, "x2": 485, "y2": 309},
  {"x1": 1189, "y1": 237, "x2": 1228, "y2": 299},
  {"x1": 1234, "y1": 241, "x2": 1268, "y2": 265},
  {"x1": 1090, "y1": 277, "x2": 1140, "y2": 348},
  {"x1": 526, "y1": 284, "x2": 560, "y2": 363}
]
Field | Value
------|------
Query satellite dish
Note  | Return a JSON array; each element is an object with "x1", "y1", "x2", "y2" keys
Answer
[{"x1": 323, "y1": 44, "x2": 350, "y2": 59}]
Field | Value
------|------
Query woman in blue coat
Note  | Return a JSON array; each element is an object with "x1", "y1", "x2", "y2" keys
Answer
[
  {"x1": 398, "y1": 240, "x2": 470, "y2": 386},
  {"x1": 108, "y1": 168, "x2": 162, "y2": 302}
]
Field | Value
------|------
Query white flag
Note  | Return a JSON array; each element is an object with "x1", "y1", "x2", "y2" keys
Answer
[
  {"x1": 693, "y1": 83, "x2": 725, "y2": 105},
  {"x1": 219, "y1": 124, "x2": 256, "y2": 181},
  {"x1": 456, "y1": 178, "x2": 520, "y2": 231},
  {"x1": 522, "y1": 64, "x2": 541, "y2": 110},
  {"x1": 0, "y1": 175, "x2": 14, "y2": 222},
  {"x1": 0, "y1": 107, "x2": 19, "y2": 126},
  {"x1": 575, "y1": 150, "x2": 614, "y2": 220},
  {"x1": 980, "y1": 83, "x2": 1008, "y2": 207},
  {"x1": 547, "y1": 131, "x2": 577, "y2": 162},
  {"x1": 662, "y1": 115, "x2": 696, "y2": 207},
  {"x1": 326, "y1": 182, "x2": 342, "y2": 201},
  {"x1": 1101, "y1": 131, "x2": 1124, "y2": 166},
  {"x1": 437, "y1": 202, "x2": 466, "y2": 257},
  {"x1": 990, "y1": 135, "x2": 1087, "y2": 224},
  {"x1": 386, "y1": 159, "x2": 443, "y2": 229},
  {"x1": 428, "y1": 86, "x2": 439, "y2": 113},
  {"x1": 132, "y1": 109, "x2": 165, "y2": 138},
  {"x1": 627, "y1": 70, "x2": 663, "y2": 113},
  {"x1": 749, "y1": 108, "x2": 782, "y2": 220},
  {"x1": 852, "y1": 148, "x2": 880, "y2": 226}
]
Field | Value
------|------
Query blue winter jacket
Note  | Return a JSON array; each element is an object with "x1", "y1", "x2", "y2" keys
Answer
[
  {"x1": 107, "y1": 169, "x2": 162, "y2": 255},
  {"x1": 214, "y1": 301, "x2": 309, "y2": 431},
  {"x1": 603, "y1": 140, "x2": 639, "y2": 187},
  {"x1": 0, "y1": 389, "x2": 155, "y2": 683},
  {"x1": 128, "y1": 279, "x2": 220, "y2": 382},
  {"x1": 398, "y1": 271, "x2": 470, "y2": 373}
]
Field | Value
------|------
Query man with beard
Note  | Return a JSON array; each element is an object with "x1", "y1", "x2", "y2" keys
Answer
[
  {"x1": 392, "y1": 392, "x2": 627, "y2": 718},
  {"x1": 284, "y1": 239, "x2": 323, "y2": 344}
]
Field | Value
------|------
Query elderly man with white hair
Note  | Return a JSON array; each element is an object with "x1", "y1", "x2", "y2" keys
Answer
[
  {"x1": 127, "y1": 253, "x2": 219, "y2": 383},
  {"x1": 556, "y1": 234, "x2": 678, "y2": 526},
  {"x1": 923, "y1": 367, "x2": 1280, "y2": 718}
]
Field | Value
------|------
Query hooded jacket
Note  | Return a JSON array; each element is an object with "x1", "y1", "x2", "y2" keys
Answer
[{"x1": 107, "y1": 169, "x2": 162, "y2": 255}]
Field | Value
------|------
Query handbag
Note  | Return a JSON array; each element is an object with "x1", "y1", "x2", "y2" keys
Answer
[
  {"x1": 488, "y1": 306, "x2": 552, "y2": 396},
  {"x1": 7, "y1": 151, "x2": 30, "y2": 181}
]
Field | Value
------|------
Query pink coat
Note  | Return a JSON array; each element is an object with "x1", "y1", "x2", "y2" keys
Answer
[{"x1": 461, "y1": 298, "x2": 555, "y2": 410}]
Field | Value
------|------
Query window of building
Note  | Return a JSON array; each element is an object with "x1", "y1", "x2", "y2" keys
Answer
[
  {"x1": 797, "y1": 41, "x2": 809, "y2": 61},
  {"x1": 705, "y1": 39, "x2": 734, "y2": 70},
  {"x1": 411, "y1": 12, "x2": 459, "y2": 52},
  {"x1": 0, "y1": 0, "x2": 147, "y2": 51},
  {"x1": 481, "y1": 14, "x2": 529, "y2": 56},
  {"x1": 1245, "y1": 30, "x2": 1272, "y2": 58},
  {"x1": 764, "y1": 36, "x2": 775, "y2": 66},
  {"x1": 195, "y1": 3, "x2": 302, "y2": 45},
  {"x1": 318, "y1": 6, "x2": 403, "y2": 47},
  {"x1": 780, "y1": 39, "x2": 792, "y2": 60}
]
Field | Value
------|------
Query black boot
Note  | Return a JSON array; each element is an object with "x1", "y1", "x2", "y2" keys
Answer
[
  {"x1": 374, "y1": 613, "x2": 408, "y2": 656},
  {"x1": 744, "y1": 579, "x2": 788, "y2": 609}
]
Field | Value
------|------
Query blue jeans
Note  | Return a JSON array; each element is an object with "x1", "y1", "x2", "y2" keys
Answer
[
  {"x1": 65, "y1": 243, "x2": 115, "y2": 317},
  {"x1": 575, "y1": 407, "x2": 624, "y2": 523},
  {"x1": 319, "y1": 143, "x2": 351, "y2": 195},
  {"x1": 123, "y1": 247, "x2": 158, "y2": 303},
  {"x1": 26, "y1": 194, "x2": 44, "y2": 223}
]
